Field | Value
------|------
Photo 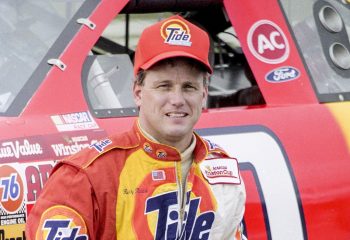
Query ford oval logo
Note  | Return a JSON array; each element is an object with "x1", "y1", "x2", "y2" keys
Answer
[{"x1": 265, "y1": 66, "x2": 300, "y2": 83}]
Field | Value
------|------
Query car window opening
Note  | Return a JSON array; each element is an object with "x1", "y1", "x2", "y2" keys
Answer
[{"x1": 84, "y1": 11, "x2": 266, "y2": 118}]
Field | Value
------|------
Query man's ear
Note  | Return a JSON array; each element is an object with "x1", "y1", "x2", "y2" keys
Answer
[
  {"x1": 202, "y1": 74, "x2": 209, "y2": 108},
  {"x1": 133, "y1": 82, "x2": 142, "y2": 107},
  {"x1": 202, "y1": 85, "x2": 209, "y2": 108}
]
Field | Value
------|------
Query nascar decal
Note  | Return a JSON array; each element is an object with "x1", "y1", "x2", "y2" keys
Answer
[
  {"x1": 265, "y1": 66, "x2": 300, "y2": 83},
  {"x1": 36, "y1": 205, "x2": 88, "y2": 240},
  {"x1": 161, "y1": 18, "x2": 192, "y2": 46},
  {"x1": 247, "y1": 20, "x2": 290, "y2": 64},
  {"x1": 199, "y1": 158, "x2": 241, "y2": 184},
  {"x1": 51, "y1": 111, "x2": 99, "y2": 132},
  {"x1": 0, "y1": 165, "x2": 26, "y2": 227}
]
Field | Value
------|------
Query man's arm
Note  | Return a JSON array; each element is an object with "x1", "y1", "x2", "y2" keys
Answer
[{"x1": 25, "y1": 164, "x2": 97, "y2": 240}]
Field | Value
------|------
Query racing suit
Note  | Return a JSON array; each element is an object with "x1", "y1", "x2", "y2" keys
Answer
[{"x1": 26, "y1": 121, "x2": 246, "y2": 240}]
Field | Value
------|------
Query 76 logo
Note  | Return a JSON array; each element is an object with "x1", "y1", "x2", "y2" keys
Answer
[
  {"x1": 1, "y1": 173, "x2": 20, "y2": 202},
  {"x1": 0, "y1": 165, "x2": 24, "y2": 213}
]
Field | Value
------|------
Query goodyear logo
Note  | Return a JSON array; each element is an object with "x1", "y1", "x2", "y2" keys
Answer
[
  {"x1": 160, "y1": 19, "x2": 192, "y2": 46},
  {"x1": 36, "y1": 205, "x2": 88, "y2": 240}
]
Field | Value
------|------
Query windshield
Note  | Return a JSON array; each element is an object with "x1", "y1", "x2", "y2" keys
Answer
[
  {"x1": 279, "y1": 0, "x2": 350, "y2": 102},
  {"x1": 0, "y1": 0, "x2": 84, "y2": 113}
]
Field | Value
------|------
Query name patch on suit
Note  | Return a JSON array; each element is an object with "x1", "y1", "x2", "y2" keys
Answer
[{"x1": 200, "y1": 158, "x2": 241, "y2": 184}]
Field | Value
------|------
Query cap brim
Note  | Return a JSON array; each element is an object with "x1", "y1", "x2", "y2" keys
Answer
[{"x1": 140, "y1": 51, "x2": 213, "y2": 74}]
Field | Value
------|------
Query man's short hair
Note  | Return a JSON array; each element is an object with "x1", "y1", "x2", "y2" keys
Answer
[{"x1": 134, "y1": 57, "x2": 209, "y2": 87}]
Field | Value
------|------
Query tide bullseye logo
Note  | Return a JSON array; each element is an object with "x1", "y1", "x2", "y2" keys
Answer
[
  {"x1": 132, "y1": 169, "x2": 216, "y2": 240},
  {"x1": 160, "y1": 19, "x2": 192, "y2": 46},
  {"x1": 0, "y1": 165, "x2": 24, "y2": 213},
  {"x1": 247, "y1": 20, "x2": 290, "y2": 64},
  {"x1": 36, "y1": 205, "x2": 88, "y2": 240}
]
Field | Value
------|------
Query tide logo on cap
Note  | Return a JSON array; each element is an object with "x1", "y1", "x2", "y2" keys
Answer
[
  {"x1": 161, "y1": 19, "x2": 192, "y2": 47},
  {"x1": 36, "y1": 205, "x2": 88, "y2": 240}
]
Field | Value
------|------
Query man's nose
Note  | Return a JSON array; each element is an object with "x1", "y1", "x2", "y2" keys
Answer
[{"x1": 169, "y1": 87, "x2": 185, "y2": 106}]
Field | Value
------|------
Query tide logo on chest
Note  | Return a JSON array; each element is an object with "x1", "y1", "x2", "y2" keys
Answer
[{"x1": 145, "y1": 191, "x2": 215, "y2": 240}]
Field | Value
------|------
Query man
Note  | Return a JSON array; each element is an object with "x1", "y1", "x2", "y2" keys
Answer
[{"x1": 26, "y1": 15, "x2": 246, "y2": 240}]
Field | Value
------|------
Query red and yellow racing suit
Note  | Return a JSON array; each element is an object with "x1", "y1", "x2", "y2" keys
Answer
[{"x1": 26, "y1": 121, "x2": 246, "y2": 240}]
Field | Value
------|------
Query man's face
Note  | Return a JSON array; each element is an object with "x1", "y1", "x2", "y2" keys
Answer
[{"x1": 133, "y1": 59, "x2": 208, "y2": 150}]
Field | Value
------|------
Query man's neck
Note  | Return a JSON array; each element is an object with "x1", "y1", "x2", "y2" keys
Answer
[{"x1": 139, "y1": 124, "x2": 194, "y2": 153}]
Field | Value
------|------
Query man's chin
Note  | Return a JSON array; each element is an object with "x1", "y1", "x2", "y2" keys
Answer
[{"x1": 164, "y1": 128, "x2": 191, "y2": 140}]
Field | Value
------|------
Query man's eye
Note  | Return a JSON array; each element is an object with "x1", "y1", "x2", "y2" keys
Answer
[
  {"x1": 184, "y1": 85, "x2": 197, "y2": 90},
  {"x1": 157, "y1": 84, "x2": 170, "y2": 89}
]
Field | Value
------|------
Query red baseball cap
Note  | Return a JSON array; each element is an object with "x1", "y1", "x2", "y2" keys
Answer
[{"x1": 133, "y1": 15, "x2": 213, "y2": 75}]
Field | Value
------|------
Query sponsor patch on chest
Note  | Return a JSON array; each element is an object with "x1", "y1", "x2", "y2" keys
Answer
[{"x1": 200, "y1": 158, "x2": 241, "y2": 184}]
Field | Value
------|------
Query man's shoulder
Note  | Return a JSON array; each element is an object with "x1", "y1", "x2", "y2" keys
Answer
[
  {"x1": 199, "y1": 137, "x2": 230, "y2": 158},
  {"x1": 57, "y1": 130, "x2": 140, "y2": 170}
]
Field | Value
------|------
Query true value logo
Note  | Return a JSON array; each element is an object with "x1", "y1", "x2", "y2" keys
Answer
[
  {"x1": 0, "y1": 139, "x2": 43, "y2": 159},
  {"x1": 145, "y1": 191, "x2": 215, "y2": 240}
]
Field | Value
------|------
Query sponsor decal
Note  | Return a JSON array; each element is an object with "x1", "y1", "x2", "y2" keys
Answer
[
  {"x1": 156, "y1": 149, "x2": 167, "y2": 159},
  {"x1": 0, "y1": 226, "x2": 26, "y2": 240},
  {"x1": 161, "y1": 18, "x2": 192, "y2": 46},
  {"x1": 151, "y1": 170, "x2": 166, "y2": 181},
  {"x1": 89, "y1": 139, "x2": 112, "y2": 153},
  {"x1": 0, "y1": 165, "x2": 26, "y2": 227},
  {"x1": 51, "y1": 111, "x2": 99, "y2": 132},
  {"x1": 143, "y1": 143, "x2": 153, "y2": 153},
  {"x1": 0, "y1": 139, "x2": 43, "y2": 160},
  {"x1": 145, "y1": 191, "x2": 215, "y2": 239},
  {"x1": 265, "y1": 66, "x2": 300, "y2": 83},
  {"x1": 25, "y1": 162, "x2": 55, "y2": 204},
  {"x1": 0, "y1": 132, "x2": 105, "y2": 162},
  {"x1": 200, "y1": 158, "x2": 240, "y2": 184},
  {"x1": 247, "y1": 20, "x2": 290, "y2": 64},
  {"x1": 36, "y1": 205, "x2": 88, "y2": 240},
  {"x1": 51, "y1": 136, "x2": 98, "y2": 157},
  {"x1": 204, "y1": 138, "x2": 221, "y2": 151}
]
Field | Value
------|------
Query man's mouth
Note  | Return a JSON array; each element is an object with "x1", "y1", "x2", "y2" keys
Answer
[{"x1": 165, "y1": 112, "x2": 188, "y2": 118}]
